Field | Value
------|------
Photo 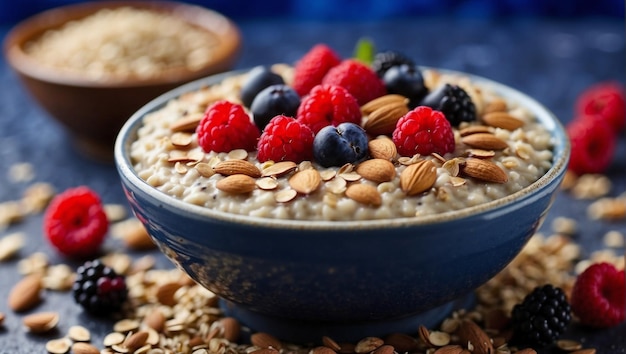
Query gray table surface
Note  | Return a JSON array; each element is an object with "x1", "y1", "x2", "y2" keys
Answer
[{"x1": 1, "y1": 17, "x2": 625, "y2": 353}]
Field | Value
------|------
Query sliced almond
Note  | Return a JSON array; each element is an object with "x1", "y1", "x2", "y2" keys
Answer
[
  {"x1": 356, "y1": 159, "x2": 396, "y2": 183},
  {"x1": 368, "y1": 138, "x2": 398, "y2": 161},
  {"x1": 170, "y1": 132, "x2": 193, "y2": 148},
  {"x1": 216, "y1": 174, "x2": 257, "y2": 194},
  {"x1": 418, "y1": 325, "x2": 433, "y2": 346},
  {"x1": 275, "y1": 189, "x2": 298, "y2": 203},
  {"x1": 170, "y1": 113, "x2": 203, "y2": 132},
  {"x1": 457, "y1": 319, "x2": 493, "y2": 354},
  {"x1": 400, "y1": 160, "x2": 437, "y2": 196},
  {"x1": 114, "y1": 319, "x2": 140, "y2": 333},
  {"x1": 354, "y1": 337, "x2": 384, "y2": 353},
  {"x1": 459, "y1": 125, "x2": 493, "y2": 137},
  {"x1": 363, "y1": 102, "x2": 409, "y2": 135},
  {"x1": 557, "y1": 339, "x2": 583, "y2": 351},
  {"x1": 262, "y1": 161, "x2": 298, "y2": 177},
  {"x1": 345, "y1": 184, "x2": 382, "y2": 207},
  {"x1": 461, "y1": 133, "x2": 508, "y2": 150},
  {"x1": 361, "y1": 94, "x2": 408, "y2": 114},
  {"x1": 213, "y1": 160, "x2": 261, "y2": 178},
  {"x1": 8, "y1": 273, "x2": 42, "y2": 312},
  {"x1": 251, "y1": 332, "x2": 282, "y2": 350},
  {"x1": 23, "y1": 311, "x2": 59, "y2": 333},
  {"x1": 482, "y1": 111, "x2": 524, "y2": 131},
  {"x1": 461, "y1": 158, "x2": 508, "y2": 184},
  {"x1": 195, "y1": 162, "x2": 215, "y2": 177},
  {"x1": 68, "y1": 325, "x2": 91, "y2": 342},
  {"x1": 465, "y1": 149, "x2": 496, "y2": 159},
  {"x1": 289, "y1": 169, "x2": 321, "y2": 194},
  {"x1": 71, "y1": 342, "x2": 100, "y2": 354},
  {"x1": 256, "y1": 177, "x2": 279, "y2": 190},
  {"x1": 46, "y1": 338, "x2": 72, "y2": 354}
]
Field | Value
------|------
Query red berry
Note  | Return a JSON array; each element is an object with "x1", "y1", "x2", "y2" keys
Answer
[
  {"x1": 296, "y1": 84, "x2": 362, "y2": 134},
  {"x1": 322, "y1": 59, "x2": 386, "y2": 105},
  {"x1": 570, "y1": 262, "x2": 625, "y2": 328},
  {"x1": 576, "y1": 81, "x2": 626, "y2": 132},
  {"x1": 292, "y1": 44, "x2": 341, "y2": 97},
  {"x1": 392, "y1": 106, "x2": 455, "y2": 156},
  {"x1": 566, "y1": 117, "x2": 616, "y2": 175},
  {"x1": 257, "y1": 115, "x2": 315, "y2": 163},
  {"x1": 43, "y1": 186, "x2": 108, "y2": 259},
  {"x1": 196, "y1": 100, "x2": 260, "y2": 153}
]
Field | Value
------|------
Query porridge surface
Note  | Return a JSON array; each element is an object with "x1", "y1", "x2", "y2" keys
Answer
[{"x1": 130, "y1": 67, "x2": 554, "y2": 221}]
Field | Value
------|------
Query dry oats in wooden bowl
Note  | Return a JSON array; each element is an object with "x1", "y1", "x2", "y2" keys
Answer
[
  {"x1": 3, "y1": 1, "x2": 240, "y2": 160},
  {"x1": 114, "y1": 66, "x2": 570, "y2": 343}
]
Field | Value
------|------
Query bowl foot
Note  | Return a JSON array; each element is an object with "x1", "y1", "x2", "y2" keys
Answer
[{"x1": 220, "y1": 293, "x2": 475, "y2": 345}]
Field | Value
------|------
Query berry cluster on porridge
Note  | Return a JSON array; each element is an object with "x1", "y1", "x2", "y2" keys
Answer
[{"x1": 129, "y1": 44, "x2": 554, "y2": 221}]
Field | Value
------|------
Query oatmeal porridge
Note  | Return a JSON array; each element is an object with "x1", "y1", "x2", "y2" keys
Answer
[{"x1": 130, "y1": 65, "x2": 554, "y2": 221}]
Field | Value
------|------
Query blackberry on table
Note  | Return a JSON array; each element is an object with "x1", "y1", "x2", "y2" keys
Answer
[
  {"x1": 72, "y1": 259, "x2": 128, "y2": 316},
  {"x1": 371, "y1": 50, "x2": 415, "y2": 77},
  {"x1": 511, "y1": 284, "x2": 571, "y2": 348},
  {"x1": 419, "y1": 83, "x2": 476, "y2": 126}
]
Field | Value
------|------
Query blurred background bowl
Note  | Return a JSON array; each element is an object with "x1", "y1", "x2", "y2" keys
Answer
[{"x1": 3, "y1": 0, "x2": 240, "y2": 161}]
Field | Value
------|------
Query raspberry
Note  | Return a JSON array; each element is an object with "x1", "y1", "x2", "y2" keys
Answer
[
  {"x1": 575, "y1": 81, "x2": 626, "y2": 132},
  {"x1": 292, "y1": 44, "x2": 341, "y2": 97},
  {"x1": 511, "y1": 285, "x2": 571, "y2": 348},
  {"x1": 296, "y1": 84, "x2": 361, "y2": 134},
  {"x1": 196, "y1": 100, "x2": 260, "y2": 153},
  {"x1": 322, "y1": 59, "x2": 386, "y2": 105},
  {"x1": 392, "y1": 106, "x2": 455, "y2": 156},
  {"x1": 570, "y1": 262, "x2": 626, "y2": 328},
  {"x1": 72, "y1": 259, "x2": 127, "y2": 316},
  {"x1": 257, "y1": 115, "x2": 315, "y2": 163},
  {"x1": 43, "y1": 186, "x2": 108, "y2": 259},
  {"x1": 566, "y1": 117, "x2": 616, "y2": 175}
]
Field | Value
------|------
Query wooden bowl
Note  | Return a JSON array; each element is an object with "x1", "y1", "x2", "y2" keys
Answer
[{"x1": 3, "y1": 1, "x2": 241, "y2": 160}]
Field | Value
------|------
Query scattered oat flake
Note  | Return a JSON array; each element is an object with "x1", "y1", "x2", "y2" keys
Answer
[{"x1": 104, "y1": 204, "x2": 128, "y2": 222}]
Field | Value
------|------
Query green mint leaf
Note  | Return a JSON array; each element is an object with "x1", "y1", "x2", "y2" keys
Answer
[{"x1": 354, "y1": 38, "x2": 375, "y2": 65}]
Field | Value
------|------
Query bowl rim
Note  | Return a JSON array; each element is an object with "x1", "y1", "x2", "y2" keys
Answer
[
  {"x1": 2, "y1": 0, "x2": 241, "y2": 88},
  {"x1": 115, "y1": 68, "x2": 571, "y2": 231}
]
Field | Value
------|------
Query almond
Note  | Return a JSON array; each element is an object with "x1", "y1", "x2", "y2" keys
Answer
[
  {"x1": 461, "y1": 158, "x2": 508, "y2": 183},
  {"x1": 71, "y1": 342, "x2": 100, "y2": 354},
  {"x1": 23, "y1": 311, "x2": 59, "y2": 333},
  {"x1": 570, "y1": 350, "x2": 596, "y2": 354},
  {"x1": 219, "y1": 317, "x2": 241, "y2": 342},
  {"x1": 214, "y1": 160, "x2": 262, "y2": 178},
  {"x1": 322, "y1": 336, "x2": 342, "y2": 351},
  {"x1": 457, "y1": 319, "x2": 493, "y2": 354},
  {"x1": 368, "y1": 138, "x2": 398, "y2": 161},
  {"x1": 143, "y1": 309, "x2": 166, "y2": 332},
  {"x1": 355, "y1": 337, "x2": 384, "y2": 353},
  {"x1": 459, "y1": 125, "x2": 493, "y2": 137},
  {"x1": 345, "y1": 183, "x2": 382, "y2": 207},
  {"x1": 514, "y1": 349, "x2": 538, "y2": 354},
  {"x1": 311, "y1": 346, "x2": 337, "y2": 354},
  {"x1": 482, "y1": 111, "x2": 524, "y2": 130},
  {"x1": 0, "y1": 312, "x2": 5, "y2": 326},
  {"x1": 251, "y1": 332, "x2": 282, "y2": 350},
  {"x1": 121, "y1": 220, "x2": 155, "y2": 250},
  {"x1": 384, "y1": 333, "x2": 418, "y2": 352},
  {"x1": 461, "y1": 133, "x2": 508, "y2": 150},
  {"x1": 372, "y1": 345, "x2": 395, "y2": 354},
  {"x1": 169, "y1": 113, "x2": 203, "y2": 132},
  {"x1": 363, "y1": 102, "x2": 409, "y2": 135},
  {"x1": 123, "y1": 331, "x2": 149, "y2": 351},
  {"x1": 433, "y1": 345, "x2": 464, "y2": 354},
  {"x1": 361, "y1": 94, "x2": 408, "y2": 114},
  {"x1": 483, "y1": 98, "x2": 507, "y2": 114},
  {"x1": 356, "y1": 159, "x2": 396, "y2": 183},
  {"x1": 46, "y1": 338, "x2": 72, "y2": 354},
  {"x1": 156, "y1": 282, "x2": 182, "y2": 306},
  {"x1": 216, "y1": 174, "x2": 257, "y2": 194},
  {"x1": 400, "y1": 160, "x2": 437, "y2": 196},
  {"x1": 262, "y1": 161, "x2": 298, "y2": 177},
  {"x1": 289, "y1": 169, "x2": 321, "y2": 194},
  {"x1": 8, "y1": 273, "x2": 42, "y2": 312}
]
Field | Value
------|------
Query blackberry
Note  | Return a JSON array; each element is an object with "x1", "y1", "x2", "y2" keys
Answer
[
  {"x1": 419, "y1": 83, "x2": 476, "y2": 126},
  {"x1": 72, "y1": 259, "x2": 127, "y2": 316},
  {"x1": 371, "y1": 50, "x2": 415, "y2": 77},
  {"x1": 511, "y1": 284, "x2": 572, "y2": 348}
]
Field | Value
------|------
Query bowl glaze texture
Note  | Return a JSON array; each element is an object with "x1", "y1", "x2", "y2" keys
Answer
[
  {"x1": 115, "y1": 70, "x2": 570, "y2": 342},
  {"x1": 3, "y1": 1, "x2": 240, "y2": 161}
]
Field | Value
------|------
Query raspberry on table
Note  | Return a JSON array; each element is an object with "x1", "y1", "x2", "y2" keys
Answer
[
  {"x1": 292, "y1": 44, "x2": 341, "y2": 97},
  {"x1": 72, "y1": 259, "x2": 128, "y2": 316},
  {"x1": 570, "y1": 262, "x2": 625, "y2": 328},
  {"x1": 419, "y1": 83, "x2": 476, "y2": 126},
  {"x1": 575, "y1": 81, "x2": 626, "y2": 132},
  {"x1": 392, "y1": 106, "x2": 455, "y2": 156},
  {"x1": 257, "y1": 115, "x2": 315, "y2": 163},
  {"x1": 511, "y1": 284, "x2": 571, "y2": 348},
  {"x1": 322, "y1": 59, "x2": 387, "y2": 105},
  {"x1": 566, "y1": 117, "x2": 616, "y2": 175},
  {"x1": 196, "y1": 100, "x2": 260, "y2": 153},
  {"x1": 43, "y1": 186, "x2": 108, "y2": 259},
  {"x1": 296, "y1": 84, "x2": 361, "y2": 134}
]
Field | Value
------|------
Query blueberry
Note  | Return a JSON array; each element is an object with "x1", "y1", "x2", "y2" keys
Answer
[
  {"x1": 240, "y1": 66, "x2": 285, "y2": 108},
  {"x1": 251, "y1": 84, "x2": 300, "y2": 130},
  {"x1": 313, "y1": 122, "x2": 369, "y2": 167},
  {"x1": 383, "y1": 64, "x2": 428, "y2": 107}
]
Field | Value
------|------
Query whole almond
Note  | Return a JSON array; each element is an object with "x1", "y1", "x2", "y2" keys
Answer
[
  {"x1": 156, "y1": 282, "x2": 182, "y2": 306},
  {"x1": 251, "y1": 332, "x2": 282, "y2": 350},
  {"x1": 481, "y1": 111, "x2": 524, "y2": 131},
  {"x1": 372, "y1": 345, "x2": 395, "y2": 354},
  {"x1": 0, "y1": 312, "x2": 5, "y2": 326},
  {"x1": 384, "y1": 333, "x2": 418, "y2": 352},
  {"x1": 461, "y1": 133, "x2": 508, "y2": 150},
  {"x1": 433, "y1": 345, "x2": 464, "y2": 354},
  {"x1": 361, "y1": 94, "x2": 408, "y2": 114},
  {"x1": 483, "y1": 98, "x2": 507, "y2": 114},
  {"x1": 457, "y1": 319, "x2": 493, "y2": 354},
  {"x1": 356, "y1": 159, "x2": 396, "y2": 183},
  {"x1": 216, "y1": 174, "x2": 257, "y2": 194},
  {"x1": 214, "y1": 160, "x2": 262, "y2": 178},
  {"x1": 289, "y1": 169, "x2": 321, "y2": 194},
  {"x1": 8, "y1": 273, "x2": 42, "y2": 312},
  {"x1": 72, "y1": 342, "x2": 100, "y2": 354},
  {"x1": 514, "y1": 349, "x2": 538, "y2": 354},
  {"x1": 310, "y1": 346, "x2": 337, "y2": 354},
  {"x1": 219, "y1": 317, "x2": 241, "y2": 342},
  {"x1": 123, "y1": 331, "x2": 149, "y2": 351},
  {"x1": 23, "y1": 311, "x2": 59, "y2": 333},
  {"x1": 400, "y1": 160, "x2": 437, "y2": 196},
  {"x1": 461, "y1": 158, "x2": 508, "y2": 183},
  {"x1": 345, "y1": 183, "x2": 382, "y2": 207},
  {"x1": 122, "y1": 220, "x2": 155, "y2": 250},
  {"x1": 322, "y1": 336, "x2": 342, "y2": 351},
  {"x1": 368, "y1": 138, "x2": 398, "y2": 161},
  {"x1": 143, "y1": 309, "x2": 166, "y2": 332},
  {"x1": 363, "y1": 102, "x2": 409, "y2": 135}
]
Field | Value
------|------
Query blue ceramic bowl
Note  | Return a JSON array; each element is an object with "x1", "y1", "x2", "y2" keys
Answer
[{"x1": 114, "y1": 70, "x2": 570, "y2": 343}]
